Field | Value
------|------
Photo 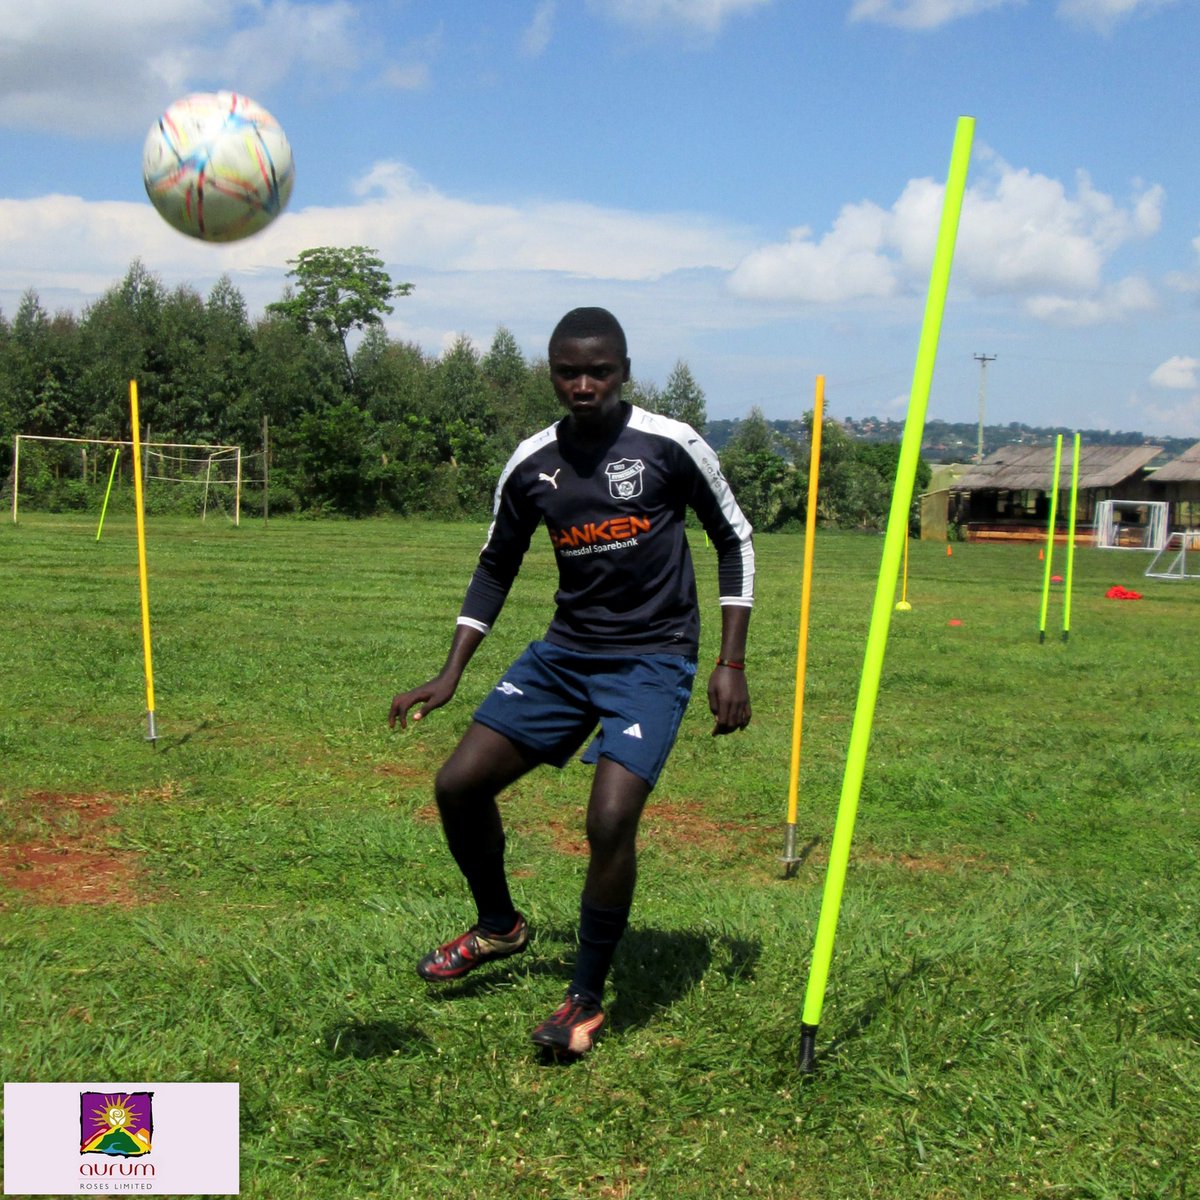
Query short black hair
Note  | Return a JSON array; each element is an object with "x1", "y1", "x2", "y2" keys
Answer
[{"x1": 549, "y1": 307, "x2": 627, "y2": 358}]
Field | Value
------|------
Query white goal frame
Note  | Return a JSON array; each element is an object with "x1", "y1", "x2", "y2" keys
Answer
[
  {"x1": 1144, "y1": 530, "x2": 1200, "y2": 580},
  {"x1": 1092, "y1": 499, "x2": 1168, "y2": 551},
  {"x1": 10, "y1": 434, "x2": 242, "y2": 525}
]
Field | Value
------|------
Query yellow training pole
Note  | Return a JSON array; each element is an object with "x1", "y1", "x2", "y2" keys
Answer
[
  {"x1": 782, "y1": 376, "x2": 825, "y2": 875},
  {"x1": 129, "y1": 381, "x2": 158, "y2": 743},
  {"x1": 895, "y1": 534, "x2": 912, "y2": 611},
  {"x1": 1038, "y1": 434, "x2": 1063, "y2": 644},
  {"x1": 799, "y1": 116, "x2": 974, "y2": 1073},
  {"x1": 95, "y1": 449, "x2": 120, "y2": 542},
  {"x1": 1062, "y1": 432, "x2": 1080, "y2": 642}
]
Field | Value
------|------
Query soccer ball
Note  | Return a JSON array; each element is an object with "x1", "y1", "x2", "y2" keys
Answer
[{"x1": 142, "y1": 92, "x2": 295, "y2": 242}]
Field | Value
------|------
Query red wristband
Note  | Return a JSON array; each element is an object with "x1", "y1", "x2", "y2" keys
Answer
[{"x1": 715, "y1": 657, "x2": 745, "y2": 670}]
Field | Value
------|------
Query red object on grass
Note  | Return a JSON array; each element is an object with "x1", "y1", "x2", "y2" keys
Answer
[
  {"x1": 1105, "y1": 585, "x2": 1142, "y2": 600},
  {"x1": 948, "y1": 619, "x2": 963, "y2": 626}
]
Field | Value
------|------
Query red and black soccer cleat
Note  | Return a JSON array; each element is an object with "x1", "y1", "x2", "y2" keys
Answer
[
  {"x1": 530, "y1": 992, "x2": 605, "y2": 1058},
  {"x1": 416, "y1": 915, "x2": 529, "y2": 982}
]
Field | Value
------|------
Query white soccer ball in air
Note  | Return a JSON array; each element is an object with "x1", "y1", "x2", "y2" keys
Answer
[{"x1": 142, "y1": 91, "x2": 295, "y2": 242}]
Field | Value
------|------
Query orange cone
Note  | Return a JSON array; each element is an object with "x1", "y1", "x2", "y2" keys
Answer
[
  {"x1": 946, "y1": 544, "x2": 953, "y2": 557},
  {"x1": 1038, "y1": 548, "x2": 1044, "y2": 561}
]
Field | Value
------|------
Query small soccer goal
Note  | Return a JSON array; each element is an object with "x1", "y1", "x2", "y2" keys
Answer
[
  {"x1": 7, "y1": 434, "x2": 245, "y2": 524},
  {"x1": 1144, "y1": 530, "x2": 1200, "y2": 580},
  {"x1": 1092, "y1": 499, "x2": 1168, "y2": 551}
]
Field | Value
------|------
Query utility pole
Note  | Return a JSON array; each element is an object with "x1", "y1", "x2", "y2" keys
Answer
[{"x1": 974, "y1": 354, "x2": 996, "y2": 462}]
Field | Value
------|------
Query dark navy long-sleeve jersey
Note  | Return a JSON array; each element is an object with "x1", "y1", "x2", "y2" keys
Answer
[{"x1": 457, "y1": 403, "x2": 754, "y2": 657}]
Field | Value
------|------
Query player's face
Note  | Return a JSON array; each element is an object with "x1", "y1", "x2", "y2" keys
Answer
[{"x1": 549, "y1": 335, "x2": 631, "y2": 432}]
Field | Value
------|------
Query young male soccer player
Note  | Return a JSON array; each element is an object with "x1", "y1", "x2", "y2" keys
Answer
[{"x1": 389, "y1": 307, "x2": 754, "y2": 1058}]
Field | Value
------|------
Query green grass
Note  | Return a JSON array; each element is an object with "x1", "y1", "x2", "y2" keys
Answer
[{"x1": 1, "y1": 513, "x2": 1197, "y2": 1199}]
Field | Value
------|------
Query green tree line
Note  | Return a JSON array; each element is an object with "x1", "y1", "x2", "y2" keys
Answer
[{"x1": 0, "y1": 248, "x2": 922, "y2": 529}]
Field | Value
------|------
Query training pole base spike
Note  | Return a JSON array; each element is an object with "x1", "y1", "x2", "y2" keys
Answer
[
  {"x1": 798, "y1": 1023, "x2": 819, "y2": 1073},
  {"x1": 1038, "y1": 630, "x2": 1046, "y2": 644},
  {"x1": 1061, "y1": 630, "x2": 1070, "y2": 643}
]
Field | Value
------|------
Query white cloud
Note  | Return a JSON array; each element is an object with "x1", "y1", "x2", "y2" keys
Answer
[
  {"x1": 727, "y1": 206, "x2": 897, "y2": 303},
  {"x1": 347, "y1": 161, "x2": 753, "y2": 279},
  {"x1": 1150, "y1": 355, "x2": 1200, "y2": 389},
  {"x1": 0, "y1": 160, "x2": 756, "y2": 330},
  {"x1": 1023, "y1": 277, "x2": 1156, "y2": 325},
  {"x1": 522, "y1": 0, "x2": 557, "y2": 55},
  {"x1": 381, "y1": 64, "x2": 431, "y2": 90},
  {"x1": 1128, "y1": 391, "x2": 1200, "y2": 437},
  {"x1": 848, "y1": 0, "x2": 1022, "y2": 31},
  {"x1": 589, "y1": 0, "x2": 772, "y2": 34},
  {"x1": 729, "y1": 154, "x2": 1164, "y2": 326},
  {"x1": 1055, "y1": 0, "x2": 1179, "y2": 34},
  {"x1": 0, "y1": 0, "x2": 360, "y2": 135}
]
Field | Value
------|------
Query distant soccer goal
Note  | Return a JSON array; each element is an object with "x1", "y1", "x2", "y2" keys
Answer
[
  {"x1": 1144, "y1": 530, "x2": 1200, "y2": 580},
  {"x1": 1092, "y1": 499, "x2": 1168, "y2": 551},
  {"x1": 8, "y1": 434, "x2": 245, "y2": 525}
]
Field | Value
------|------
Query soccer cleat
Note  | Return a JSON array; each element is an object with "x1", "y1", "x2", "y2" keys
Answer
[
  {"x1": 416, "y1": 915, "x2": 528, "y2": 981},
  {"x1": 530, "y1": 992, "x2": 605, "y2": 1058}
]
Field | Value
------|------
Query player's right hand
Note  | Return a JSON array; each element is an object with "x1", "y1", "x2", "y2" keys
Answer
[{"x1": 388, "y1": 677, "x2": 455, "y2": 730}]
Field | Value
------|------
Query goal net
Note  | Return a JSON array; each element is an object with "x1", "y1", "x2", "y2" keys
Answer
[
  {"x1": 6, "y1": 434, "x2": 247, "y2": 524},
  {"x1": 1092, "y1": 499, "x2": 1168, "y2": 551}
]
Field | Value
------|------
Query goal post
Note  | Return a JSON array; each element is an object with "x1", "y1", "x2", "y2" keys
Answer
[
  {"x1": 1092, "y1": 499, "x2": 1168, "y2": 551},
  {"x1": 8, "y1": 434, "x2": 248, "y2": 525}
]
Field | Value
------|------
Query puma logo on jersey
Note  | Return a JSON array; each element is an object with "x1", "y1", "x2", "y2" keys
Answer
[
  {"x1": 538, "y1": 469, "x2": 561, "y2": 490},
  {"x1": 622, "y1": 723, "x2": 643, "y2": 739}
]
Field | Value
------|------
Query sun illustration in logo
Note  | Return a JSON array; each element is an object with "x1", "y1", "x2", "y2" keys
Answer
[{"x1": 80, "y1": 1092, "x2": 153, "y2": 1156}]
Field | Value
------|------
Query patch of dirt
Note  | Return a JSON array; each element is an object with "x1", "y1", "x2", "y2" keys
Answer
[
  {"x1": 814, "y1": 844, "x2": 999, "y2": 874},
  {"x1": 0, "y1": 791, "x2": 148, "y2": 908},
  {"x1": 375, "y1": 761, "x2": 429, "y2": 785},
  {"x1": 542, "y1": 798, "x2": 768, "y2": 859}
]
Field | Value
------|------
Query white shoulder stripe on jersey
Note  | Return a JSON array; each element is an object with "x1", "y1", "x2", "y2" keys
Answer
[
  {"x1": 627, "y1": 406, "x2": 755, "y2": 602},
  {"x1": 477, "y1": 421, "x2": 559, "y2": 556}
]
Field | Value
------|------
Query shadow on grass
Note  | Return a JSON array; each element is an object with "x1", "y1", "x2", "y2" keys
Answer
[
  {"x1": 323, "y1": 1019, "x2": 433, "y2": 1061},
  {"x1": 421, "y1": 924, "x2": 762, "y2": 1035},
  {"x1": 807, "y1": 954, "x2": 935, "y2": 1072},
  {"x1": 155, "y1": 720, "x2": 214, "y2": 753},
  {"x1": 610, "y1": 926, "x2": 761, "y2": 1032}
]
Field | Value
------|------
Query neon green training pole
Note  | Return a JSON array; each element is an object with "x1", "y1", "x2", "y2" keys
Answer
[
  {"x1": 798, "y1": 115, "x2": 975, "y2": 1072},
  {"x1": 96, "y1": 448, "x2": 120, "y2": 542},
  {"x1": 1038, "y1": 434, "x2": 1063, "y2": 644},
  {"x1": 1062, "y1": 432, "x2": 1080, "y2": 642}
]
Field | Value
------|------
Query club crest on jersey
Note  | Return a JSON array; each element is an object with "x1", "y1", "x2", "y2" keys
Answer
[{"x1": 605, "y1": 458, "x2": 645, "y2": 500}]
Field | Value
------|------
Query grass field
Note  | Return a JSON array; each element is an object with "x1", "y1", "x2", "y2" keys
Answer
[{"x1": 2, "y1": 513, "x2": 1197, "y2": 1199}]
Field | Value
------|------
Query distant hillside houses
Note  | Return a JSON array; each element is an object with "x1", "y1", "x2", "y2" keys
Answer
[{"x1": 703, "y1": 416, "x2": 1195, "y2": 464}]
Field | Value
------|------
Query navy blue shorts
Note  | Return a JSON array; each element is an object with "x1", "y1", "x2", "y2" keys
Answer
[{"x1": 472, "y1": 641, "x2": 697, "y2": 788}]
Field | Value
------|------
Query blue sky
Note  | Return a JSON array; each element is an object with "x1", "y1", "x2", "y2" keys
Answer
[{"x1": 2, "y1": 0, "x2": 1198, "y2": 437}]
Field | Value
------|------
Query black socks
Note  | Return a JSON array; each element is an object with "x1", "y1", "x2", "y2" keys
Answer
[{"x1": 570, "y1": 899, "x2": 630, "y2": 1004}]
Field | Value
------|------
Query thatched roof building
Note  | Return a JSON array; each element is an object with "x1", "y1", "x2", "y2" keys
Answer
[
  {"x1": 1148, "y1": 441, "x2": 1200, "y2": 529},
  {"x1": 1148, "y1": 441, "x2": 1200, "y2": 483},
  {"x1": 948, "y1": 443, "x2": 1163, "y2": 542},
  {"x1": 952, "y1": 443, "x2": 1162, "y2": 493}
]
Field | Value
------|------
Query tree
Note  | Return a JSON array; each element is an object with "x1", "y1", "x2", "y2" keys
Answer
[
  {"x1": 266, "y1": 246, "x2": 413, "y2": 387},
  {"x1": 718, "y1": 407, "x2": 795, "y2": 530},
  {"x1": 658, "y1": 360, "x2": 707, "y2": 430}
]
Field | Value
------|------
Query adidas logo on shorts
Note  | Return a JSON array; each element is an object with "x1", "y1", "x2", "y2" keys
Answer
[{"x1": 622, "y1": 723, "x2": 643, "y2": 739}]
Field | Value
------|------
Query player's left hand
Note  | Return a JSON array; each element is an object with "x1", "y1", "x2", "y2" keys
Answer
[{"x1": 708, "y1": 666, "x2": 751, "y2": 735}]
